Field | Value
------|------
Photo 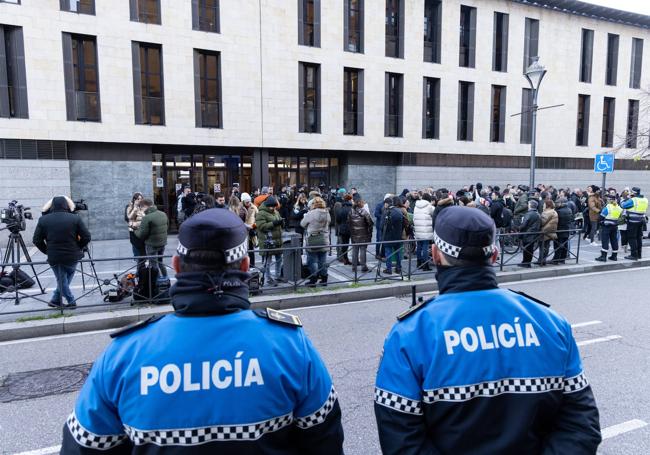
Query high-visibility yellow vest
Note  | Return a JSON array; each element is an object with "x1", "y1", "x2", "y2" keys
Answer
[
  {"x1": 632, "y1": 197, "x2": 649, "y2": 214},
  {"x1": 605, "y1": 203, "x2": 622, "y2": 220}
]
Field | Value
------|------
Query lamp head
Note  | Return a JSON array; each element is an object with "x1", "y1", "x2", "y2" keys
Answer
[{"x1": 524, "y1": 56, "x2": 547, "y2": 91}]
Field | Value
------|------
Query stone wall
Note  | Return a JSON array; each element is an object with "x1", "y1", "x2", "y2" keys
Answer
[
  {"x1": 0, "y1": 160, "x2": 70, "y2": 250},
  {"x1": 341, "y1": 164, "x2": 397, "y2": 208},
  {"x1": 396, "y1": 166, "x2": 650, "y2": 193},
  {"x1": 69, "y1": 160, "x2": 152, "y2": 241}
]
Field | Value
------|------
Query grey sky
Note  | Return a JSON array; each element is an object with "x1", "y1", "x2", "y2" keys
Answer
[{"x1": 580, "y1": 0, "x2": 650, "y2": 15}]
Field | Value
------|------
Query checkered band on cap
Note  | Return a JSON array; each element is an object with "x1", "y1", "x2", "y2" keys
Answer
[
  {"x1": 423, "y1": 376, "x2": 565, "y2": 404},
  {"x1": 563, "y1": 372, "x2": 589, "y2": 394},
  {"x1": 124, "y1": 413, "x2": 294, "y2": 446},
  {"x1": 176, "y1": 238, "x2": 248, "y2": 264},
  {"x1": 66, "y1": 412, "x2": 127, "y2": 450},
  {"x1": 374, "y1": 387, "x2": 423, "y2": 415},
  {"x1": 295, "y1": 386, "x2": 339, "y2": 429},
  {"x1": 225, "y1": 238, "x2": 249, "y2": 264},
  {"x1": 433, "y1": 232, "x2": 493, "y2": 259}
]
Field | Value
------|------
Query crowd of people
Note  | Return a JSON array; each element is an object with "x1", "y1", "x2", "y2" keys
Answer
[{"x1": 123, "y1": 181, "x2": 648, "y2": 287}]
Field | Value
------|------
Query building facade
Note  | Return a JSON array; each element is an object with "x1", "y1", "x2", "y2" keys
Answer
[{"x1": 0, "y1": 0, "x2": 649, "y2": 240}]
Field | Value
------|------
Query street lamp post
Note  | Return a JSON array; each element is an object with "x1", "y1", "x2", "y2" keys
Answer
[{"x1": 524, "y1": 57, "x2": 547, "y2": 191}]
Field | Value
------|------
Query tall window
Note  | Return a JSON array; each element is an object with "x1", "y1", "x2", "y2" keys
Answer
[
  {"x1": 601, "y1": 97, "x2": 615, "y2": 147},
  {"x1": 60, "y1": 0, "x2": 95, "y2": 14},
  {"x1": 627, "y1": 100, "x2": 639, "y2": 149},
  {"x1": 0, "y1": 0, "x2": 21, "y2": 4},
  {"x1": 385, "y1": 0, "x2": 403, "y2": 58},
  {"x1": 192, "y1": 0, "x2": 220, "y2": 33},
  {"x1": 130, "y1": 0, "x2": 161, "y2": 24},
  {"x1": 131, "y1": 42, "x2": 164, "y2": 125},
  {"x1": 630, "y1": 38, "x2": 643, "y2": 89},
  {"x1": 385, "y1": 72, "x2": 403, "y2": 137},
  {"x1": 344, "y1": 0, "x2": 363, "y2": 53},
  {"x1": 298, "y1": 0, "x2": 320, "y2": 47},
  {"x1": 492, "y1": 12, "x2": 509, "y2": 72},
  {"x1": 343, "y1": 68, "x2": 363, "y2": 135},
  {"x1": 424, "y1": 0, "x2": 441, "y2": 64},
  {"x1": 579, "y1": 29, "x2": 593, "y2": 83},
  {"x1": 459, "y1": 5, "x2": 476, "y2": 68},
  {"x1": 62, "y1": 33, "x2": 100, "y2": 122},
  {"x1": 490, "y1": 85, "x2": 506, "y2": 143},
  {"x1": 0, "y1": 24, "x2": 28, "y2": 119},
  {"x1": 606, "y1": 34, "x2": 619, "y2": 86},
  {"x1": 523, "y1": 18, "x2": 539, "y2": 72},
  {"x1": 299, "y1": 62, "x2": 320, "y2": 133},
  {"x1": 520, "y1": 88, "x2": 533, "y2": 144},
  {"x1": 423, "y1": 77, "x2": 440, "y2": 139},
  {"x1": 193, "y1": 50, "x2": 222, "y2": 128},
  {"x1": 576, "y1": 94, "x2": 590, "y2": 146},
  {"x1": 457, "y1": 81, "x2": 474, "y2": 141}
]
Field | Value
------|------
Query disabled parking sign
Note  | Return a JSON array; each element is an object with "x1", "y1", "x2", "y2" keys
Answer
[{"x1": 594, "y1": 154, "x2": 614, "y2": 173}]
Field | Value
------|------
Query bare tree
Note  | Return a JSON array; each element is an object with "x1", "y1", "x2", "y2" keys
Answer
[{"x1": 613, "y1": 87, "x2": 650, "y2": 159}]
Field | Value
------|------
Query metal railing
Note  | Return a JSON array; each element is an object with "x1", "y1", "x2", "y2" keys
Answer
[{"x1": 0, "y1": 230, "x2": 587, "y2": 316}]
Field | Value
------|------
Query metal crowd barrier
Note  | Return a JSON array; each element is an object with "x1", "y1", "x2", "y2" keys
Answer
[{"x1": 0, "y1": 230, "x2": 584, "y2": 316}]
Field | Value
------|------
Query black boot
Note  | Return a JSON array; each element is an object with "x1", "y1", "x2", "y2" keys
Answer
[
  {"x1": 416, "y1": 259, "x2": 422, "y2": 270},
  {"x1": 595, "y1": 251, "x2": 607, "y2": 262},
  {"x1": 307, "y1": 276, "x2": 318, "y2": 287},
  {"x1": 608, "y1": 253, "x2": 618, "y2": 261},
  {"x1": 624, "y1": 255, "x2": 638, "y2": 260},
  {"x1": 318, "y1": 275, "x2": 328, "y2": 286}
]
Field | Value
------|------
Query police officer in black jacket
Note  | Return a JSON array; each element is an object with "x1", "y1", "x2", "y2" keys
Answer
[{"x1": 33, "y1": 196, "x2": 90, "y2": 308}]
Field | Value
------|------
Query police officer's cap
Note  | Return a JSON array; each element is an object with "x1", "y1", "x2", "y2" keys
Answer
[
  {"x1": 176, "y1": 209, "x2": 248, "y2": 264},
  {"x1": 606, "y1": 193, "x2": 617, "y2": 200},
  {"x1": 632, "y1": 187, "x2": 641, "y2": 195},
  {"x1": 433, "y1": 206, "x2": 495, "y2": 261}
]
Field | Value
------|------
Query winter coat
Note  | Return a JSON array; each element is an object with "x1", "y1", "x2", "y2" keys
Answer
[
  {"x1": 348, "y1": 206, "x2": 374, "y2": 243},
  {"x1": 431, "y1": 198, "x2": 453, "y2": 231},
  {"x1": 301, "y1": 208, "x2": 331, "y2": 236},
  {"x1": 413, "y1": 200, "x2": 434, "y2": 240},
  {"x1": 541, "y1": 208, "x2": 559, "y2": 241},
  {"x1": 514, "y1": 193, "x2": 529, "y2": 217},
  {"x1": 519, "y1": 209, "x2": 541, "y2": 244},
  {"x1": 382, "y1": 206, "x2": 404, "y2": 242},
  {"x1": 255, "y1": 205, "x2": 282, "y2": 250},
  {"x1": 244, "y1": 204, "x2": 258, "y2": 228},
  {"x1": 289, "y1": 202, "x2": 308, "y2": 232},
  {"x1": 127, "y1": 202, "x2": 146, "y2": 232},
  {"x1": 555, "y1": 203, "x2": 573, "y2": 234},
  {"x1": 335, "y1": 202, "x2": 353, "y2": 237},
  {"x1": 400, "y1": 207, "x2": 411, "y2": 240},
  {"x1": 135, "y1": 206, "x2": 169, "y2": 248},
  {"x1": 587, "y1": 195, "x2": 603, "y2": 222},
  {"x1": 32, "y1": 197, "x2": 91, "y2": 265},
  {"x1": 374, "y1": 201, "x2": 386, "y2": 231},
  {"x1": 490, "y1": 199, "x2": 506, "y2": 228}
]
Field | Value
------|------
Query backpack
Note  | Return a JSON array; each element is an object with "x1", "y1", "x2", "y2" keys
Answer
[
  {"x1": 104, "y1": 273, "x2": 136, "y2": 303},
  {"x1": 0, "y1": 272, "x2": 15, "y2": 294},
  {"x1": 501, "y1": 207, "x2": 513, "y2": 228},
  {"x1": 133, "y1": 261, "x2": 159, "y2": 302},
  {"x1": 9, "y1": 269, "x2": 35, "y2": 289}
]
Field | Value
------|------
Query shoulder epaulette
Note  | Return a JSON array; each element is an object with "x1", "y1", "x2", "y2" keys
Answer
[
  {"x1": 397, "y1": 297, "x2": 433, "y2": 321},
  {"x1": 254, "y1": 308, "x2": 302, "y2": 327},
  {"x1": 110, "y1": 315, "x2": 165, "y2": 338},
  {"x1": 509, "y1": 289, "x2": 550, "y2": 307}
]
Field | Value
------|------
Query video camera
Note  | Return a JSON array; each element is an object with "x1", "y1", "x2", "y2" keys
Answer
[
  {"x1": 0, "y1": 200, "x2": 33, "y2": 233},
  {"x1": 73, "y1": 199, "x2": 88, "y2": 212}
]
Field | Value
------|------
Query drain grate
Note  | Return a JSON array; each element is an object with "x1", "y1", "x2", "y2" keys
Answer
[{"x1": 0, "y1": 363, "x2": 93, "y2": 403}]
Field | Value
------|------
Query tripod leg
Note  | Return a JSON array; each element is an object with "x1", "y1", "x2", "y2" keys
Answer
[
  {"x1": 86, "y1": 250, "x2": 103, "y2": 294},
  {"x1": 17, "y1": 234, "x2": 46, "y2": 294},
  {"x1": 80, "y1": 260, "x2": 86, "y2": 291}
]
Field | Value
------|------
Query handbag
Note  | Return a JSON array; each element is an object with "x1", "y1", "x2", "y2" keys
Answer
[{"x1": 306, "y1": 232, "x2": 327, "y2": 251}]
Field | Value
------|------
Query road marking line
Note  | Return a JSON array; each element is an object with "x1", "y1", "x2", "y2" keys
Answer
[
  {"x1": 13, "y1": 445, "x2": 61, "y2": 455},
  {"x1": 571, "y1": 320, "x2": 603, "y2": 328},
  {"x1": 0, "y1": 329, "x2": 115, "y2": 347},
  {"x1": 577, "y1": 335, "x2": 622, "y2": 346},
  {"x1": 602, "y1": 419, "x2": 648, "y2": 440},
  {"x1": 506, "y1": 266, "x2": 650, "y2": 285}
]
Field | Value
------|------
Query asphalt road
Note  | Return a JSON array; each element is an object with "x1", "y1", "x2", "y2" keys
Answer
[{"x1": 1, "y1": 268, "x2": 649, "y2": 454}]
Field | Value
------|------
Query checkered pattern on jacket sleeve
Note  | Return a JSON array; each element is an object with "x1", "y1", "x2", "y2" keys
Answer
[
  {"x1": 563, "y1": 372, "x2": 589, "y2": 394},
  {"x1": 374, "y1": 387, "x2": 423, "y2": 415},
  {"x1": 295, "y1": 386, "x2": 339, "y2": 429},
  {"x1": 66, "y1": 412, "x2": 127, "y2": 450}
]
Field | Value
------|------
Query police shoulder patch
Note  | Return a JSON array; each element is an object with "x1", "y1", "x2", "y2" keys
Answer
[
  {"x1": 509, "y1": 289, "x2": 550, "y2": 307},
  {"x1": 397, "y1": 298, "x2": 433, "y2": 321},
  {"x1": 254, "y1": 308, "x2": 302, "y2": 327},
  {"x1": 110, "y1": 315, "x2": 165, "y2": 338}
]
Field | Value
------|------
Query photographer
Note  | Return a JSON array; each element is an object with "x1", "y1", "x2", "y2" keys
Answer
[
  {"x1": 33, "y1": 196, "x2": 91, "y2": 308},
  {"x1": 255, "y1": 196, "x2": 283, "y2": 286}
]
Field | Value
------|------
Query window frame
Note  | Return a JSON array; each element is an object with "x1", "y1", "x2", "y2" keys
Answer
[
  {"x1": 630, "y1": 38, "x2": 643, "y2": 89},
  {"x1": 422, "y1": 76, "x2": 440, "y2": 139},
  {"x1": 579, "y1": 28, "x2": 594, "y2": 83},
  {"x1": 605, "y1": 33, "x2": 619, "y2": 86},
  {"x1": 520, "y1": 88, "x2": 533, "y2": 144},
  {"x1": 60, "y1": 0, "x2": 95, "y2": 15},
  {"x1": 343, "y1": 67, "x2": 363, "y2": 136},
  {"x1": 626, "y1": 99, "x2": 639, "y2": 149},
  {"x1": 492, "y1": 12, "x2": 509, "y2": 72},
  {"x1": 299, "y1": 62, "x2": 321, "y2": 133},
  {"x1": 192, "y1": 0, "x2": 220, "y2": 34},
  {"x1": 424, "y1": 0, "x2": 442, "y2": 64},
  {"x1": 457, "y1": 81, "x2": 475, "y2": 141},
  {"x1": 298, "y1": 0, "x2": 320, "y2": 48},
  {"x1": 132, "y1": 41, "x2": 165, "y2": 126},
  {"x1": 601, "y1": 97, "x2": 616, "y2": 148},
  {"x1": 576, "y1": 94, "x2": 590, "y2": 147},
  {"x1": 0, "y1": 24, "x2": 29, "y2": 119},
  {"x1": 194, "y1": 49, "x2": 222, "y2": 129},
  {"x1": 385, "y1": 72, "x2": 403, "y2": 137},
  {"x1": 490, "y1": 85, "x2": 506, "y2": 143},
  {"x1": 523, "y1": 17, "x2": 539, "y2": 73},
  {"x1": 344, "y1": 0, "x2": 363, "y2": 53},
  {"x1": 385, "y1": 0, "x2": 404, "y2": 59},
  {"x1": 130, "y1": 0, "x2": 161, "y2": 25},
  {"x1": 459, "y1": 5, "x2": 476, "y2": 68},
  {"x1": 63, "y1": 33, "x2": 101, "y2": 122}
]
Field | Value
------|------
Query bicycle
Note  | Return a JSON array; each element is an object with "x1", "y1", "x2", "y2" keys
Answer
[{"x1": 498, "y1": 227, "x2": 521, "y2": 255}]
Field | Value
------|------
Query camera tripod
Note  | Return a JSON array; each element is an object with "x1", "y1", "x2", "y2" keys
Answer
[
  {"x1": 0, "y1": 229, "x2": 46, "y2": 305},
  {"x1": 78, "y1": 245, "x2": 104, "y2": 294}
]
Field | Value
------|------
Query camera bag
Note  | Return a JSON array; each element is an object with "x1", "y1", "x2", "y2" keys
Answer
[{"x1": 9, "y1": 269, "x2": 35, "y2": 289}]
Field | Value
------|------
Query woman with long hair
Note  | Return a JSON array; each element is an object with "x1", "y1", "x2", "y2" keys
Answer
[{"x1": 126, "y1": 192, "x2": 145, "y2": 258}]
